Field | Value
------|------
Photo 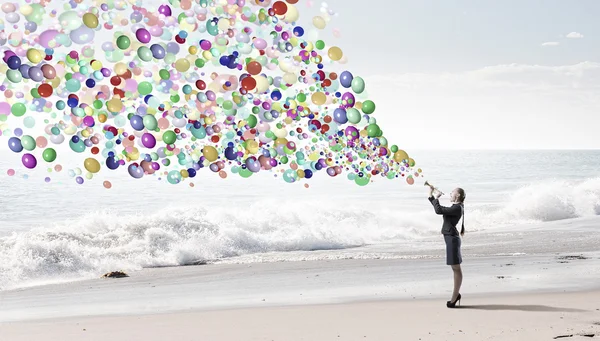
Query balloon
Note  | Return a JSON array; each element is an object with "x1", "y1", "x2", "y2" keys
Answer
[
  {"x1": 84, "y1": 158, "x2": 101, "y2": 173},
  {"x1": 38, "y1": 84, "x2": 53, "y2": 98},
  {"x1": 202, "y1": 146, "x2": 218, "y2": 161},
  {"x1": 22, "y1": 153, "x2": 37, "y2": 169},
  {"x1": 351, "y1": 77, "x2": 365, "y2": 94},
  {"x1": 328, "y1": 47, "x2": 343, "y2": 61},
  {"x1": 8, "y1": 137, "x2": 23, "y2": 153},
  {"x1": 42, "y1": 148, "x2": 57, "y2": 162},
  {"x1": 83, "y1": 13, "x2": 99, "y2": 28},
  {"x1": 362, "y1": 100, "x2": 376, "y2": 114},
  {"x1": 116, "y1": 35, "x2": 131, "y2": 49},
  {"x1": 141, "y1": 133, "x2": 156, "y2": 148},
  {"x1": 136, "y1": 28, "x2": 151, "y2": 43}
]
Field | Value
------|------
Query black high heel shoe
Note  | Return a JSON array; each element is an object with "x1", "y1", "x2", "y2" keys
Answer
[{"x1": 446, "y1": 293, "x2": 461, "y2": 308}]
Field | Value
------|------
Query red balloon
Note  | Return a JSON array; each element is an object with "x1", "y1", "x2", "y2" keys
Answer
[
  {"x1": 272, "y1": 1, "x2": 288, "y2": 15},
  {"x1": 38, "y1": 83, "x2": 53, "y2": 98},
  {"x1": 195, "y1": 80, "x2": 206, "y2": 90},
  {"x1": 286, "y1": 0, "x2": 298, "y2": 4},
  {"x1": 241, "y1": 76, "x2": 257, "y2": 91},
  {"x1": 246, "y1": 61, "x2": 262, "y2": 75}
]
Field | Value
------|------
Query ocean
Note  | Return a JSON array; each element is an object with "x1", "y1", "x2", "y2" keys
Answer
[{"x1": 1, "y1": 149, "x2": 600, "y2": 290}]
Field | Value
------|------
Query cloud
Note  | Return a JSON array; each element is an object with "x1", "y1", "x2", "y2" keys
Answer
[
  {"x1": 541, "y1": 41, "x2": 560, "y2": 47},
  {"x1": 566, "y1": 32, "x2": 584, "y2": 39},
  {"x1": 362, "y1": 62, "x2": 600, "y2": 149}
]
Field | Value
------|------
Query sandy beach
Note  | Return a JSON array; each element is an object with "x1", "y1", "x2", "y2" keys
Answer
[{"x1": 2, "y1": 245, "x2": 600, "y2": 340}]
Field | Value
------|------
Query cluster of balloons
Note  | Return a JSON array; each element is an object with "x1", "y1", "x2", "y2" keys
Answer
[{"x1": 0, "y1": 0, "x2": 421, "y2": 187}]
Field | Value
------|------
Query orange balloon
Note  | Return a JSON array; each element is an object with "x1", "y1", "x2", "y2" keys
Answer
[
  {"x1": 38, "y1": 83, "x2": 53, "y2": 98},
  {"x1": 246, "y1": 61, "x2": 262, "y2": 75},
  {"x1": 241, "y1": 76, "x2": 257, "y2": 90},
  {"x1": 273, "y1": 1, "x2": 288, "y2": 14}
]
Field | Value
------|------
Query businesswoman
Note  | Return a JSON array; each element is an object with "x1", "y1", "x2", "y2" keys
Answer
[{"x1": 428, "y1": 186, "x2": 466, "y2": 308}]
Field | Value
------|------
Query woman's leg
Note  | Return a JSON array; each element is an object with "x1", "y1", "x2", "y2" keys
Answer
[{"x1": 451, "y1": 264, "x2": 462, "y2": 301}]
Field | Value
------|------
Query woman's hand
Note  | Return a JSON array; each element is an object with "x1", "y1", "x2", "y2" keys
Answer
[
  {"x1": 429, "y1": 187, "x2": 434, "y2": 197},
  {"x1": 435, "y1": 191, "x2": 442, "y2": 199}
]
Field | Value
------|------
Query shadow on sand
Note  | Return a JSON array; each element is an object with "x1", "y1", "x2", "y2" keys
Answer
[{"x1": 457, "y1": 304, "x2": 585, "y2": 313}]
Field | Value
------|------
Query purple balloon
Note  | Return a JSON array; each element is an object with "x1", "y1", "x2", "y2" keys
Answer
[
  {"x1": 340, "y1": 71, "x2": 353, "y2": 88},
  {"x1": 158, "y1": 4, "x2": 172, "y2": 16},
  {"x1": 22, "y1": 153, "x2": 37, "y2": 169},
  {"x1": 128, "y1": 164, "x2": 144, "y2": 178},
  {"x1": 333, "y1": 108, "x2": 348, "y2": 124},
  {"x1": 135, "y1": 28, "x2": 151, "y2": 43},
  {"x1": 141, "y1": 133, "x2": 156, "y2": 148},
  {"x1": 345, "y1": 126, "x2": 359, "y2": 141},
  {"x1": 341, "y1": 92, "x2": 355, "y2": 107},
  {"x1": 245, "y1": 157, "x2": 261, "y2": 172}
]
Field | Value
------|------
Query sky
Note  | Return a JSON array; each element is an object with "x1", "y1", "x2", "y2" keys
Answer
[
  {"x1": 301, "y1": 0, "x2": 600, "y2": 149},
  {"x1": 1, "y1": 0, "x2": 599, "y2": 151}
]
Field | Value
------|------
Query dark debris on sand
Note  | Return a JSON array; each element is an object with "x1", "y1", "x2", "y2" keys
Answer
[{"x1": 101, "y1": 271, "x2": 129, "y2": 278}]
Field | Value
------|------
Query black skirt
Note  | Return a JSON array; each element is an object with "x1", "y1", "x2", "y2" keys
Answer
[{"x1": 444, "y1": 235, "x2": 462, "y2": 265}]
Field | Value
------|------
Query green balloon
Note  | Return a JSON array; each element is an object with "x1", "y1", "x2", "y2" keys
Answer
[
  {"x1": 351, "y1": 77, "x2": 365, "y2": 94},
  {"x1": 191, "y1": 126, "x2": 206, "y2": 139},
  {"x1": 366, "y1": 124, "x2": 380, "y2": 137},
  {"x1": 163, "y1": 130, "x2": 177, "y2": 144},
  {"x1": 116, "y1": 35, "x2": 131, "y2": 50},
  {"x1": 315, "y1": 40, "x2": 325, "y2": 50},
  {"x1": 206, "y1": 20, "x2": 219, "y2": 36},
  {"x1": 137, "y1": 46, "x2": 153, "y2": 62},
  {"x1": 296, "y1": 93, "x2": 306, "y2": 102},
  {"x1": 346, "y1": 108, "x2": 361, "y2": 124},
  {"x1": 239, "y1": 168, "x2": 253, "y2": 178},
  {"x1": 391, "y1": 145, "x2": 399, "y2": 153},
  {"x1": 21, "y1": 135, "x2": 36, "y2": 151},
  {"x1": 7, "y1": 69, "x2": 22, "y2": 83},
  {"x1": 142, "y1": 115, "x2": 158, "y2": 130},
  {"x1": 195, "y1": 58, "x2": 205, "y2": 68},
  {"x1": 362, "y1": 100, "x2": 376, "y2": 115},
  {"x1": 42, "y1": 148, "x2": 57, "y2": 162},
  {"x1": 159, "y1": 69, "x2": 170, "y2": 80},
  {"x1": 246, "y1": 114, "x2": 257, "y2": 128},
  {"x1": 138, "y1": 81, "x2": 153, "y2": 95},
  {"x1": 355, "y1": 175, "x2": 370, "y2": 186},
  {"x1": 11, "y1": 103, "x2": 26, "y2": 117},
  {"x1": 69, "y1": 140, "x2": 86, "y2": 153}
]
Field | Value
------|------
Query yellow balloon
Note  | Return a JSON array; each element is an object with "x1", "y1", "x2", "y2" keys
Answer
[
  {"x1": 328, "y1": 47, "x2": 343, "y2": 61},
  {"x1": 175, "y1": 58, "x2": 191, "y2": 72},
  {"x1": 84, "y1": 158, "x2": 101, "y2": 173},
  {"x1": 26, "y1": 49, "x2": 43, "y2": 64},
  {"x1": 394, "y1": 150, "x2": 409, "y2": 163},
  {"x1": 283, "y1": 72, "x2": 297, "y2": 85},
  {"x1": 82, "y1": 13, "x2": 99, "y2": 28},
  {"x1": 283, "y1": 4, "x2": 299, "y2": 23},
  {"x1": 312, "y1": 16, "x2": 326, "y2": 29},
  {"x1": 107, "y1": 98, "x2": 123, "y2": 113},
  {"x1": 202, "y1": 146, "x2": 218, "y2": 162},
  {"x1": 311, "y1": 92, "x2": 327, "y2": 105}
]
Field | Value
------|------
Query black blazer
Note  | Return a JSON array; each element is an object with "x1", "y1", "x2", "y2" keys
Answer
[{"x1": 428, "y1": 196, "x2": 464, "y2": 236}]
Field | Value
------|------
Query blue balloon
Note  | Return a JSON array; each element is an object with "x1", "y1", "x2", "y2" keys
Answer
[
  {"x1": 150, "y1": 44, "x2": 166, "y2": 59},
  {"x1": 333, "y1": 108, "x2": 348, "y2": 124},
  {"x1": 340, "y1": 71, "x2": 353, "y2": 88},
  {"x1": 130, "y1": 115, "x2": 145, "y2": 131},
  {"x1": 8, "y1": 137, "x2": 23, "y2": 153},
  {"x1": 304, "y1": 169, "x2": 313, "y2": 179},
  {"x1": 187, "y1": 168, "x2": 196, "y2": 178},
  {"x1": 106, "y1": 156, "x2": 119, "y2": 170},
  {"x1": 6, "y1": 56, "x2": 21, "y2": 70},
  {"x1": 224, "y1": 146, "x2": 237, "y2": 160}
]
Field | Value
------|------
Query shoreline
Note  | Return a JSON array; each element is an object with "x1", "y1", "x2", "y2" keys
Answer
[
  {"x1": 1, "y1": 251, "x2": 599, "y2": 322},
  {"x1": 2, "y1": 290, "x2": 600, "y2": 341}
]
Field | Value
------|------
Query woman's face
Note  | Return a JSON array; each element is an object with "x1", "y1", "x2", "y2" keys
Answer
[{"x1": 450, "y1": 188, "x2": 460, "y2": 202}]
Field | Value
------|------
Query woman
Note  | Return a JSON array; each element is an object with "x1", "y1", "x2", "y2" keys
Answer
[{"x1": 428, "y1": 186, "x2": 466, "y2": 308}]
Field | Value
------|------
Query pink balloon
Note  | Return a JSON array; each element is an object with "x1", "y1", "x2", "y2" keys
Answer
[{"x1": 38, "y1": 30, "x2": 60, "y2": 49}]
